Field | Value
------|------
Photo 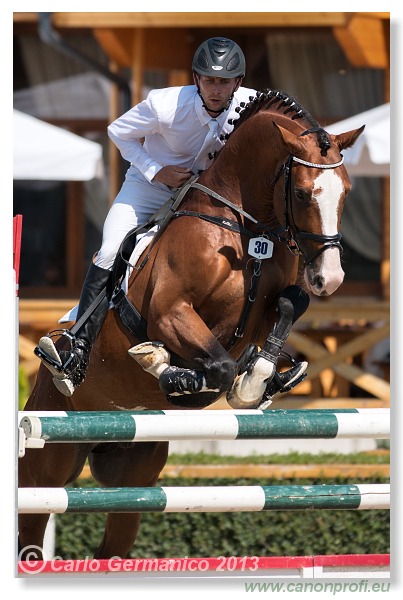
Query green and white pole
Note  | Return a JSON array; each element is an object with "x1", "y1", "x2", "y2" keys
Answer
[
  {"x1": 19, "y1": 409, "x2": 390, "y2": 445},
  {"x1": 18, "y1": 484, "x2": 390, "y2": 514}
]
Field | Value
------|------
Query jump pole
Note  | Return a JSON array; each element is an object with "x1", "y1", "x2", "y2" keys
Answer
[
  {"x1": 18, "y1": 484, "x2": 390, "y2": 514},
  {"x1": 18, "y1": 409, "x2": 390, "y2": 450}
]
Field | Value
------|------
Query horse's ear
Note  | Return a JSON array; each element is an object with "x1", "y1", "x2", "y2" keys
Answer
[
  {"x1": 272, "y1": 122, "x2": 306, "y2": 155},
  {"x1": 330, "y1": 125, "x2": 365, "y2": 151}
]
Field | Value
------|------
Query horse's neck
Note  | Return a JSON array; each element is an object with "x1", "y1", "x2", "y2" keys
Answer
[{"x1": 205, "y1": 127, "x2": 281, "y2": 227}]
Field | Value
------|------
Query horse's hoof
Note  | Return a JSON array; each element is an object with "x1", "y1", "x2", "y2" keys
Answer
[
  {"x1": 52, "y1": 376, "x2": 75, "y2": 397},
  {"x1": 226, "y1": 356, "x2": 275, "y2": 409},
  {"x1": 128, "y1": 341, "x2": 171, "y2": 378}
]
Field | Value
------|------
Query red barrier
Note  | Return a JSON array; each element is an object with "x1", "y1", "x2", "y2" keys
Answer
[
  {"x1": 13, "y1": 215, "x2": 23, "y2": 296},
  {"x1": 18, "y1": 554, "x2": 390, "y2": 578}
]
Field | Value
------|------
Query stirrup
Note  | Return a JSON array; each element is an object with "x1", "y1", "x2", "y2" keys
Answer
[
  {"x1": 34, "y1": 331, "x2": 87, "y2": 397},
  {"x1": 34, "y1": 330, "x2": 77, "y2": 374}
]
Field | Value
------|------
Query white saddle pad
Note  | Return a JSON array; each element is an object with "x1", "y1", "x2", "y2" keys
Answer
[{"x1": 59, "y1": 226, "x2": 158, "y2": 323}]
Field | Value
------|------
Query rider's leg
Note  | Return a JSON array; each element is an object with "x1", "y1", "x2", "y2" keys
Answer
[
  {"x1": 35, "y1": 260, "x2": 113, "y2": 396},
  {"x1": 34, "y1": 176, "x2": 174, "y2": 396}
]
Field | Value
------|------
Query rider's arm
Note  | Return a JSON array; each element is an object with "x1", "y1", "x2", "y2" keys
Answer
[{"x1": 107, "y1": 90, "x2": 164, "y2": 182}]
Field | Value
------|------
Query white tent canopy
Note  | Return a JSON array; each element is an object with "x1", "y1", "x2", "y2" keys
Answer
[
  {"x1": 326, "y1": 103, "x2": 390, "y2": 177},
  {"x1": 13, "y1": 109, "x2": 104, "y2": 181}
]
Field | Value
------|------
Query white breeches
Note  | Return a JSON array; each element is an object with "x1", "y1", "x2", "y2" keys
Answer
[{"x1": 94, "y1": 170, "x2": 174, "y2": 270}]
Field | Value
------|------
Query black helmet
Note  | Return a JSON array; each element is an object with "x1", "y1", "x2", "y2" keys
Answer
[{"x1": 192, "y1": 37, "x2": 246, "y2": 78}]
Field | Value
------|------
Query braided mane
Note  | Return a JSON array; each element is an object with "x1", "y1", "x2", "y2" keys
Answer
[{"x1": 228, "y1": 89, "x2": 330, "y2": 153}]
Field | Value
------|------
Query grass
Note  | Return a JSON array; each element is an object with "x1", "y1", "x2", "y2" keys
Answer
[{"x1": 167, "y1": 450, "x2": 390, "y2": 465}]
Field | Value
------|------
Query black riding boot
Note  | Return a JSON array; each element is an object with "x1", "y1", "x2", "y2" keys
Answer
[{"x1": 34, "y1": 263, "x2": 112, "y2": 396}]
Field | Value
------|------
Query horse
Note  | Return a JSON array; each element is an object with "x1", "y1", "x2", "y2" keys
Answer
[{"x1": 18, "y1": 89, "x2": 363, "y2": 560}]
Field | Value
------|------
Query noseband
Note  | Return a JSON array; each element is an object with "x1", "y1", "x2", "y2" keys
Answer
[{"x1": 276, "y1": 148, "x2": 345, "y2": 265}]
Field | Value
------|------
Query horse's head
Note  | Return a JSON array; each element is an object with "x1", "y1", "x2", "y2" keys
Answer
[{"x1": 272, "y1": 122, "x2": 364, "y2": 296}]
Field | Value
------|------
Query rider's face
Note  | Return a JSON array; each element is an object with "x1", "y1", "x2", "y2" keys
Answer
[{"x1": 195, "y1": 75, "x2": 242, "y2": 115}]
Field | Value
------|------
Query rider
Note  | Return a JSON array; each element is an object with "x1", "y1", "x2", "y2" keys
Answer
[{"x1": 35, "y1": 37, "x2": 306, "y2": 399}]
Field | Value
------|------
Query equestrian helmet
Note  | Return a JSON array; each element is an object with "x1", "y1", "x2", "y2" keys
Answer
[{"x1": 192, "y1": 38, "x2": 246, "y2": 78}]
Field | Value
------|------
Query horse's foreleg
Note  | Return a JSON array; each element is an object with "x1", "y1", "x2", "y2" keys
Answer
[
  {"x1": 130, "y1": 302, "x2": 237, "y2": 397},
  {"x1": 227, "y1": 285, "x2": 310, "y2": 408},
  {"x1": 129, "y1": 341, "x2": 224, "y2": 396}
]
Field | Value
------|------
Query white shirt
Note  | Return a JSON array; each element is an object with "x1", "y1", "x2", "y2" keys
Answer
[{"x1": 107, "y1": 84, "x2": 257, "y2": 183}]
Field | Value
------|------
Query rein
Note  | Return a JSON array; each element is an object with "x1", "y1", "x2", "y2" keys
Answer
[
  {"x1": 182, "y1": 146, "x2": 345, "y2": 266},
  {"x1": 273, "y1": 130, "x2": 345, "y2": 264}
]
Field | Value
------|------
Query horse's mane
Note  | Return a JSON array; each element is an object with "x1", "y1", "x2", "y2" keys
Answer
[{"x1": 227, "y1": 89, "x2": 330, "y2": 153}]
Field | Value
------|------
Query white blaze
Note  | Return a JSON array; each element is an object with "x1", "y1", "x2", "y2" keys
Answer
[
  {"x1": 313, "y1": 169, "x2": 343, "y2": 235},
  {"x1": 308, "y1": 169, "x2": 345, "y2": 295}
]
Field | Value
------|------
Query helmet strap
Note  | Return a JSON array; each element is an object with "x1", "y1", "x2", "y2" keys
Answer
[
  {"x1": 193, "y1": 74, "x2": 241, "y2": 116},
  {"x1": 198, "y1": 91, "x2": 231, "y2": 115}
]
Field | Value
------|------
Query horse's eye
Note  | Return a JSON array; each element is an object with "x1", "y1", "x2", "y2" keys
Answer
[{"x1": 295, "y1": 189, "x2": 310, "y2": 203}]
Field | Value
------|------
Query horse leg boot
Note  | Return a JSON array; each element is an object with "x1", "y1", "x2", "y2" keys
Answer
[
  {"x1": 129, "y1": 343, "x2": 225, "y2": 396},
  {"x1": 34, "y1": 262, "x2": 112, "y2": 396},
  {"x1": 129, "y1": 342, "x2": 234, "y2": 402},
  {"x1": 129, "y1": 287, "x2": 309, "y2": 407},
  {"x1": 227, "y1": 286, "x2": 310, "y2": 409}
]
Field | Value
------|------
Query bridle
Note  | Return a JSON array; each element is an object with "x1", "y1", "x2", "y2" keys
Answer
[
  {"x1": 118, "y1": 129, "x2": 346, "y2": 278},
  {"x1": 175, "y1": 125, "x2": 345, "y2": 265},
  {"x1": 185, "y1": 142, "x2": 345, "y2": 266},
  {"x1": 275, "y1": 151, "x2": 345, "y2": 265}
]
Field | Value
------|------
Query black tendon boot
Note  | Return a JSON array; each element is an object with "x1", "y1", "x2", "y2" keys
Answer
[
  {"x1": 255, "y1": 286, "x2": 310, "y2": 409},
  {"x1": 34, "y1": 263, "x2": 112, "y2": 396},
  {"x1": 229, "y1": 286, "x2": 309, "y2": 410}
]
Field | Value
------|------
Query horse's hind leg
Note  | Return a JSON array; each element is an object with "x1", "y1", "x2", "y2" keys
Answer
[
  {"x1": 18, "y1": 442, "x2": 91, "y2": 560},
  {"x1": 88, "y1": 441, "x2": 169, "y2": 558},
  {"x1": 18, "y1": 515, "x2": 51, "y2": 561}
]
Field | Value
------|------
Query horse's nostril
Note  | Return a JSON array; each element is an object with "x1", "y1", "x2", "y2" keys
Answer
[{"x1": 313, "y1": 275, "x2": 324, "y2": 289}]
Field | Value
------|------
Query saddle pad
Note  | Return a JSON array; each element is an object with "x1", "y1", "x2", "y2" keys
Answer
[{"x1": 58, "y1": 226, "x2": 158, "y2": 324}]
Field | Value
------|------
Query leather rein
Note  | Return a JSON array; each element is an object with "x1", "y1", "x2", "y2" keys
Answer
[{"x1": 179, "y1": 150, "x2": 345, "y2": 265}]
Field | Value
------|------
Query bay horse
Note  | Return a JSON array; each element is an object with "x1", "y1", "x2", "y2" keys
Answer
[{"x1": 18, "y1": 90, "x2": 363, "y2": 560}]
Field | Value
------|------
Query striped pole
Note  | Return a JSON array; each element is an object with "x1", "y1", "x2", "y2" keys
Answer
[
  {"x1": 19, "y1": 408, "x2": 390, "y2": 443},
  {"x1": 18, "y1": 484, "x2": 390, "y2": 514}
]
